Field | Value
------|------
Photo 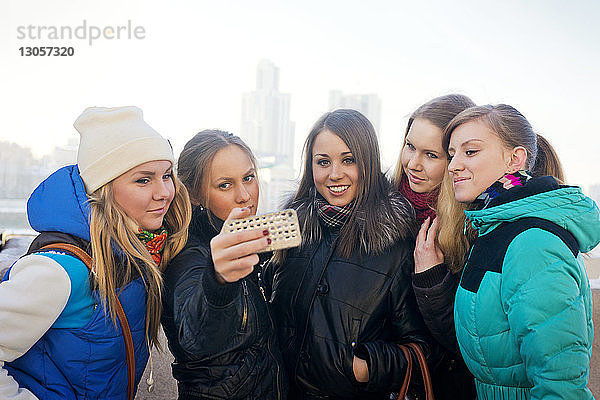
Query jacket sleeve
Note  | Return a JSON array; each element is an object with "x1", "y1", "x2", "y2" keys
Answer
[
  {"x1": 501, "y1": 230, "x2": 593, "y2": 400},
  {"x1": 166, "y1": 249, "x2": 244, "y2": 357},
  {"x1": 412, "y1": 263, "x2": 460, "y2": 352},
  {"x1": 353, "y1": 250, "x2": 436, "y2": 392},
  {"x1": 0, "y1": 254, "x2": 71, "y2": 400}
]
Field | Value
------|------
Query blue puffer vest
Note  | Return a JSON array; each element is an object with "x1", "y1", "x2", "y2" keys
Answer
[{"x1": 4, "y1": 165, "x2": 150, "y2": 399}]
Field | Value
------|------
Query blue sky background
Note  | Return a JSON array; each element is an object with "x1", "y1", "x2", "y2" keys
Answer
[{"x1": 1, "y1": 0, "x2": 599, "y2": 188}]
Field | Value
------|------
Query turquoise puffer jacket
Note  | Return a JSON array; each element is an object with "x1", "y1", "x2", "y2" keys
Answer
[{"x1": 454, "y1": 177, "x2": 599, "y2": 400}]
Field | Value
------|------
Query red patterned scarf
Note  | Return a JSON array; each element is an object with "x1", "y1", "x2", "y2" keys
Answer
[
  {"x1": 136, "y1": 226, "x2": 168, "y2": 265},
  {"x1": 398, "y1": 174, "x2": 438, "y2": 224}
]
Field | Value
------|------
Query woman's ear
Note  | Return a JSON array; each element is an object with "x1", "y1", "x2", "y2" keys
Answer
[{"x1": 506, "y1": 146, "x2": 528, "y2": 174}]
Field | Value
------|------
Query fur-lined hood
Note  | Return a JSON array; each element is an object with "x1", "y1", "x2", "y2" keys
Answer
[{"x1": 285, "y1": 186, "x2": 417, "y2": 256}]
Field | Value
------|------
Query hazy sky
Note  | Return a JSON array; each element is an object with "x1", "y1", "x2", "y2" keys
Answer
[{"x1": 2, "y1": 0, "x2": 599, "y2": 189}]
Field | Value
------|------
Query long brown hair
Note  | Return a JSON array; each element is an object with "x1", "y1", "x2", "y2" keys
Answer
[
  {"x1": 88, "y1": 174, "x2": 191, "y2": 349},
  {"x1": 274, "y1": 109, "x2": 412, "y2": 264},
  {"x1": 177, "y1": 129, "x2": 258, "y2": 228},
  {"x1": 177, "y1": 130, "x2": 258, "y2": 204}
]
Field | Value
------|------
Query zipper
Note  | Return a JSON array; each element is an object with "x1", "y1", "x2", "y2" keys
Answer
[
  {"x1": 265, "y1": 341, "x2": 282, "y2": 400},
  {"x1": 259, "y1": 276, "x2": 282, "y2": 400},
  {"x1": 241, "y1": 280, "x2": 248, "y2": 331},
  {"x1": 259, "y1": 285, "x2": 267, "y2": 302},
  {"x1": 264, "y1": 316, "x2": 282, "y2": 400}
]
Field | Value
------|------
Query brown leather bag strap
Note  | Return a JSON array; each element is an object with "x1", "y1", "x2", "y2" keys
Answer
[
  {"x1": 406, "y1": 342, "x2": 434, "y2": 399},
  {"x1": 40, "y1": 243, "x2": 136, "y2": 400},
  {"x1": 396, "y1": 343, "x2": 435, "y2": 400},
  {"x1": 397, "y1": 344, "x2": 413, "y2": 400}
]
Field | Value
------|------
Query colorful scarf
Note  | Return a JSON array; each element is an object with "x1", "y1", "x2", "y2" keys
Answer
[
  {"x1": 398, "y1": 174, "x2": 438, "y2": 224},
  {"x1": 315, "y1": 193, "x2": 354, "y2": 228},
  {"x1": 137, "y1": 226, "x2": 168, "y2": 265},
  {"x1": 471, "y1": 170, "x2": 532, "y2": 210}
]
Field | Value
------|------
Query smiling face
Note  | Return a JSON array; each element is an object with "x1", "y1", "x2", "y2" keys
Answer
[
  {"x1": 401, "y1": 118, "x2": 447, "y2": 193},
  {"x1": 112, "y1": 160, "x2": 175, "y2": 230},
  {"x1": 311, "y1": 130, "x2": 359, "y2": 206},
  {"x1": 447, "y1": 120, "x2": 513, "y2": 203},
  {"x1": 204, "y1": 144, "x2": 259, "y2": 221}
]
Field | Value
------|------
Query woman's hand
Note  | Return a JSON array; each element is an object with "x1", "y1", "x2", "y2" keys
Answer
[
  {"x1": 353, "y1": 355, "x2": 369, "y2": 382},
  {"x1": 414, "y1": 217, "x2": 444, "y2": 273},
  {"x1": 210, "y1": 207, "x2": 271, "y2": 283}
]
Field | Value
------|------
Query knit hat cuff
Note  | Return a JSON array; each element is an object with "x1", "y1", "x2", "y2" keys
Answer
[{"x1": 80, "y1": 136, "x2": 174, "y2": 194}]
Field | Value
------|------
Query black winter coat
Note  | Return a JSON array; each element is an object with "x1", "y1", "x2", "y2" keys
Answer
[
  {"x1": 412, "y1": 264, "x2": 476, "y2": 399},
  {"x1": 161, "y1": 207, "x2": 287, "y2": 400},
  {"x1": 263, "y1": 191, "x2": 435, "y2": 399}
]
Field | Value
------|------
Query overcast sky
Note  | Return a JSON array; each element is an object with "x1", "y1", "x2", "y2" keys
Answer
[{"x1": 2, "y1": 0, "x2": 599, "y2": 189}]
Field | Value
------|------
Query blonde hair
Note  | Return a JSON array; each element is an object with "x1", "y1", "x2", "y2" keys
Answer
[
  {"x1": 392, "y1": 94, "x2": 476, "y2": 273},
  {"x1": 392, "y1": 94, "x2": 475, "y2": 187},
  {"x1": 438, "y1": 104, "x2": 566, "y2": 272},
  {"x1": 444, "y1": 105, "x2": 565, "y2": 181},
  {"x1": 88, "y1": 175, "x2": 191, "y2": 348},
  {"x1": 436, "y1": 174, "x2": 473, "y2": 273}
]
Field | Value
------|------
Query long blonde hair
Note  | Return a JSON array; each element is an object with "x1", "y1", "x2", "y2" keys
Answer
[
  {"x1": 439, "y1": 104, "x2": 566, "y2": 272},
  {"x1": 392, "y1": 94, "x2": 475, "y2": 187},
  {"x1": 88, "y1": 175, "x2": 191, "y2": 348},
  {"x1": 392, "y1": 94, "x2": 476, "y2": 273},
  {"x1": 436, "y1": 174, "x2": 473, "y2": 273}
]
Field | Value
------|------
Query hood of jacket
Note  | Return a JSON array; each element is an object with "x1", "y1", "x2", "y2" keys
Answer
[
  {"x1": 465, "y1": 176, "x2": 600, "y2": 253},
  {"x1": 286, "y1": 185, "x2": 416, "y2": 255},
  {"x1": 27, "y1": 165, "x2": 91, "y2": 242}
]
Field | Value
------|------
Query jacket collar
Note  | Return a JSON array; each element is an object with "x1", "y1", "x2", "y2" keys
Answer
[{"x1": 465, "y1": 176, "x2": 600, "y2": 252}]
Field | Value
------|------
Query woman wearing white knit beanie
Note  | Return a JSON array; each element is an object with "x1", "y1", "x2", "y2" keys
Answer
[{"x1": 0, "y1": 106, "x2": 191, "y2": 400}]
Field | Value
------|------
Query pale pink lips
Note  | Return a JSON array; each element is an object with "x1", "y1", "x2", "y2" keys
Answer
[
  {"x1": 407, "y1": 172, "x2": 425, "y2": 184},
  {"x1": 148, "y1": 205, "x2": 167, "y2": 214},
  {"x1": 453, "y1": 176, "x2": 469, "y2": 186},
  {"x1": 328, "y1": 185, "x2": 350, "y2": 196}
]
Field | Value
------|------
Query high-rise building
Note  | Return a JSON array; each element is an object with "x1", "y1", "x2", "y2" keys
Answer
[
  {"x1": 241, "y1": 60, "x2": 296, "y2": 212},
  {"x1": 328, "y1": 90, "x2": 382, "y2": 136}
]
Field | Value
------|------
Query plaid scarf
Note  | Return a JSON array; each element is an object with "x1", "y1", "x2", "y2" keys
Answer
[
  {"x1": 136, "y1": 226, "x2": 168, "y2": 266},
  {"x1": 471, "y1": 170, "x2": 532, "y2": 210},
  {"x1": 315, "y1": 193, "x2": 354, "y2": 228},
  {"x1": 398, "y1": 174, "x2": 438, "y2": 224}
]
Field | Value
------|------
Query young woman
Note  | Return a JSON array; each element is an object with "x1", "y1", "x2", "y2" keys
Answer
[
  {"x1": 0, "y1": 106, "x2": 191, "y2": 400},
  {"x1": 392, "y1": 94, "x2": 477, "y2": 399},
  {"x1": 445, "y1": 104, "x2": 599, "y2": 399},
  {"x1": 264, "y1": 109, "x2": 433, "y2": 399},
  {"x1": 161, "y1": 130, "x2": 287, "y2": 400}
]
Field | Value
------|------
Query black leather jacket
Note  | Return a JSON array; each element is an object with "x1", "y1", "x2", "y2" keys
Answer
[
  {"x1": 161, "y1": 207, "x2": 287, "y2": 400},
  {"x1": 263, "y1": 192, "x2": 434, "y2": 399}
]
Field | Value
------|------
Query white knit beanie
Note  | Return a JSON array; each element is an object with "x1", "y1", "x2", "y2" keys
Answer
[{"x1": 74, "y1": 106, "x2": 175, "y2": 194}]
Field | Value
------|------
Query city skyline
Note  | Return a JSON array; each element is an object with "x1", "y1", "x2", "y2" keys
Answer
[
  {"x1": 1, "y1": 0, "x2": 599, "y2": 191},
  {"x1": 241, "y1": 60, "x2": 296, "y2": 212}
]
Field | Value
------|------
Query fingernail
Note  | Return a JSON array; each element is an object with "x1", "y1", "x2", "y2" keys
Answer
[
  {"x1": 267, "y1": 238, "x2": 272, "y2": 245},
  {"x1": 263, "y1": 230, "x2": 269, "y2": 235}
]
